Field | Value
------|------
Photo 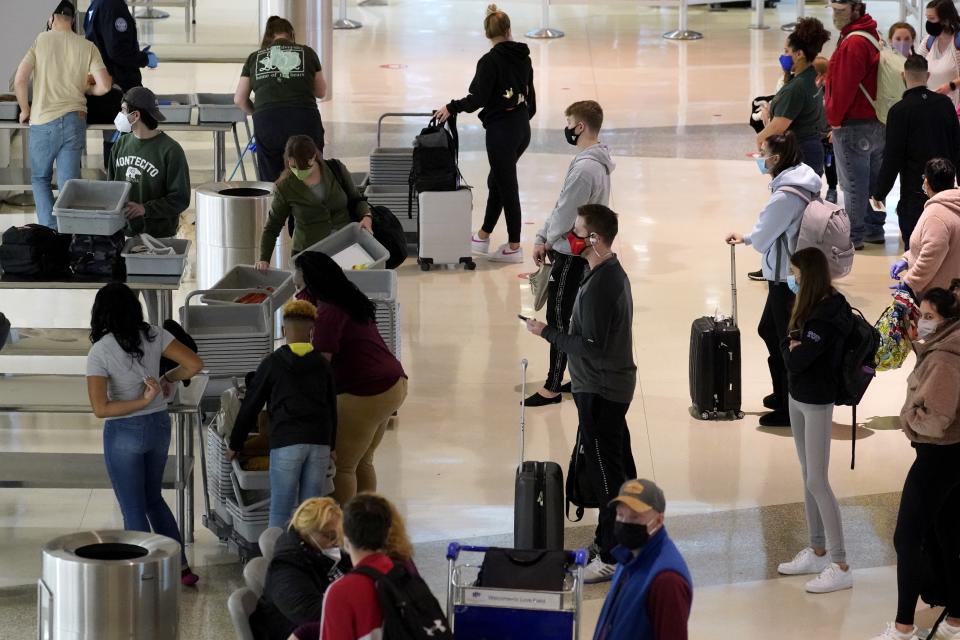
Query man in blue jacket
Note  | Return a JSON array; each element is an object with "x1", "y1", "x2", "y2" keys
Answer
[{"x1": 593, "y1": 479, "x2": 693, "y2": 640}]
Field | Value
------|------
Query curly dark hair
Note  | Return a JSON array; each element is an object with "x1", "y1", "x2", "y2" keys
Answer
[
  {"x1": 295, "y1": 251, "x2": 376, "y2": 324},
  {"x1": 787, "y1": 18, "x2": 831, "y2": 63},
  {"x1": 89, "y1": 282, "x2": 154, "y2": 361},
  {"x1": 921, "y1": 286, "x2": 960, "y2": 319}
]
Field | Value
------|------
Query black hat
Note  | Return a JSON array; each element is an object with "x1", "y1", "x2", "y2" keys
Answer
[
  {"x1": 123, "y1": 87, "x2": 167, "y2": 122},
  {"x1": 53, "y1": 0, "x2": 76, "y2": 18}
]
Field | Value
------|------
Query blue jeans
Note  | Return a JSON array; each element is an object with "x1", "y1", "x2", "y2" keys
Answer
[
  {"x1": 269, "y1": 444, "x2": 331, "y2": 528},
  {"x1": 832, "y1": 121, "x2": 886, "y2": 243},
  {"x1": 797, "y1": 135, "x2": 825, "y2": 178},
  {"x1": 103, "y1": 411, "x2": 185, "y2": 563},
  {"x1": 30, "y1": 112, "x2": 85, "y2": 229}
]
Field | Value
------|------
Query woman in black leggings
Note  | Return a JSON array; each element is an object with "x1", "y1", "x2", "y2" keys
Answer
[
  {"x1": 870, "y1": 284, "x2": 960, "y2": 640},
  {"x1": 435, "y1": 4, "x2": 536, "y2": 263}
]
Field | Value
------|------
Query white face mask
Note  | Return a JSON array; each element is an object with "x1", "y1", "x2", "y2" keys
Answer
[
  {"x1": 114, "y1": 111, "x2": 133, "y2": 134},
  {"x1": 917, "y1": 318, "x2": 940, "y2": 340},
  {"x1": 321, "y1": 547, "x2": 341, "y2": 563}
]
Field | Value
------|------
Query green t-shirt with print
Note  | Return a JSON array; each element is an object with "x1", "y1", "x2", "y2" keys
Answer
[
  {"x1": 770, "y1": 65, "x2": 825, "y2": 140},
  {"x1": 241, "y1": 40, "x2": 321, "y2": 112},
  {"x1": 108, "y1": 131, "x2": 191, "y2": 238}
]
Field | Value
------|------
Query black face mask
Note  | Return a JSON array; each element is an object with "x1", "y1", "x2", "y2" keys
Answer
[
  {"x1": 614, "y1": 521, "x2": 652, "y2": 550},
  {"x1": 564, "y1": 125, "x2": 582, "y2": 146},
  {"x1": 927, "y1": 20, "x2": 944, "y2": 37}
]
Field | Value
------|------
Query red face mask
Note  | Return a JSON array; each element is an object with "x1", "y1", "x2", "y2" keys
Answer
[{"x1": 567, "y1": 230, "x2": 589, "y2": 256}]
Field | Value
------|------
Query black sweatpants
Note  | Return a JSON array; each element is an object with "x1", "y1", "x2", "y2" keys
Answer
[
  {"x1": 894, "y1": 441, "x2": 960, "y2": 625},
  {"x1": 544, "y1": 251, "x2": 588, "y2": 392},
  {"x1": 758, "y1": 281, "x2": 795, "y2": 412},
  {"x1": 252, "y1": 106, "x2": 325, "y2": 183},
  {"x1": 481, "y1": 109, "x2": 531, "y2": 244},
  {"x1": 574, "y1": 392, "x2": 636, "y2": 563},
  {"x1": 897, "y1": 195, "x2": 926, "y2": 251}
]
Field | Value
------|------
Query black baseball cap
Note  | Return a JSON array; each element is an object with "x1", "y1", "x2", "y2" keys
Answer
[
  {"x1": 53, "y1": 0, "x2": 76, "y2": 18},
  {"x1": 123, "y1": 87, "x2": 167, "y2": 122}
]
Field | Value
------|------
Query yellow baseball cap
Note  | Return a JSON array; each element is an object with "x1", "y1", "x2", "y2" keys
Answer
[{"x1": 609, "y1": 478, "x2": 666, "y2": 514}]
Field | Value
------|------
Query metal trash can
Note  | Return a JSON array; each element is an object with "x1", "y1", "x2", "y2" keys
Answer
[
  {"x1": 195, "y1": 181, "x2": 286, "y2": 289},
  {"x1": 39, "y1": 530, "x2": 180, "y2": 640}
]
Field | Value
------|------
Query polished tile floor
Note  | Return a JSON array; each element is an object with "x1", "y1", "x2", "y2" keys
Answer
[{"x1": 0, "y1": 0, "x2": 936, "y2": 637}]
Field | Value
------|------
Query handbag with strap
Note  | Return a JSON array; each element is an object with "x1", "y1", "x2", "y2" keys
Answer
[
  {"x1": 528, "y1": 260, "x2": 552, "y2": 312},
  {"x1": 477, "y1": 548, "x2": 568, "y2": 591}
]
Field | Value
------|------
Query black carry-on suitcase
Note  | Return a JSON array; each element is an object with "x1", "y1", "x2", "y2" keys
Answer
[
  {"x1": 514, "y1": 359, "x2": 565, "y2": 550},
  {"x1": 689, "y1": 245, "x2": 745, "y2": 420}
]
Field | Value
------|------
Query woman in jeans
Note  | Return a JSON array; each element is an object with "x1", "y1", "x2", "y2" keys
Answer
[
  {"x1": 85, "y1": 282, "x2": 204, "y2": 585},
  {"x1": 434, "y1": 4, "x2": 536, "y2": 263},
  {"x1": 870, "y1": 284, "x2": 960, "y2": 640},
  {"x1": 295, "y1": 252, "x2": 408, "y2": 503},
  {"x1": 777, "y1": 247, "x2": 853, "y2": 594}
]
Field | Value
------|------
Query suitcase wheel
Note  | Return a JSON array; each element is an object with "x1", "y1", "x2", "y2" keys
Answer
[
  {"x1": 420, "y1": 262, "x2": 431, "y2": 271},
  {"x1": 460, "y1": 257, "x2": 476, "y2": 271},
  {"x1": 700, "y1": 411, "x2": 711, "y2": 420},
  {"x1": 734, "y1": 411, "x2": 745, "y2": 420}
]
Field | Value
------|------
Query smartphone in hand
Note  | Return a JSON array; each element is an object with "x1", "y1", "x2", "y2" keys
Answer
[
  {"x1": 869, "y1": 198, "x2": 886, "y2": 213},
  {"x1": 518, "y1": 314, "x2": 530, "y2": 322}
]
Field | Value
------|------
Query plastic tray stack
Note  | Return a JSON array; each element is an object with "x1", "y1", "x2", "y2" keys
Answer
[
  {"x1": 226, "y1": 473, "x2": 271, "y2": 542},
  {"x1": 202, "y1": 265, "x2": 295, "y2": 308},
  {"x1": 205, "y1": 422, "x2": 234, "y2": 526},
  {"x1": 364, "y1": 185, "x2": 418, "y2": 238},
  {"x1": 345, "y1": 270, "x2": 401, "y2": 359},
  {"x1": 369, "y1": 147, "x2": 414, "y2": 184}
]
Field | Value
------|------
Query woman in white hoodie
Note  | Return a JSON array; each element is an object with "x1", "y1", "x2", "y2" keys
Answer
[{"x1": 725, "y1": 131, "x2": 822, "y2": 427}]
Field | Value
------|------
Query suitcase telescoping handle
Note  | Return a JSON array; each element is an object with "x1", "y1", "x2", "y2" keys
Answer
[
  {"x1": 519, "y1": 358, "x2": 528, "y2": 467},
  {"x1": 730, "y1": 244, "x2": 739, "y2": 327},
  {"x1": 376, "y1": 112, "x2": 436, "y2": 148}
]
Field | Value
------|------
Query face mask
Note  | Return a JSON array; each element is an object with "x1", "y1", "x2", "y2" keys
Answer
[
  {"x1": 614, "y1": 521, "x2": 653, "y2": 550},
  {"x1": 779, "y1": 54, "x2": 795, "y2": 73},
  {"x1": 787, "y1": 274, "x2": 800, "y2": 294},
  {"x1": 917, "y1": 318, "x2": 940, "y2": 339},
  {"x1": 833, "y1": 11, "x2": 852, "y2": 30},
  {"x1": 892, "y1": 41, "x2": 912, "y2": 56},
  {"x1": 564, "y1": 124, "x2": 582, "y2": 146},
  {"x1": 321, "y1": 547, "x2": 342, "y2": 563},
  {"x1": 113, "y1": 111, "x2": 133, "y2": 134},
  {"x1": 567, "y1": 230, "x2": 589, "y2": 256},
  {"x1": 291, "y1": 165, "x2": 313, "y2": 181},
  {"x1": 756, "y1": 157, "x2": 769, "y2": 174},
  {"x1": 926, "y1": 20, "x2": 944, "y2": 37}
]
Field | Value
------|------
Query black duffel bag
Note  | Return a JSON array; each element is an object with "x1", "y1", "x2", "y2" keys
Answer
[
  {"x1": 0, "y1": 224, "x2": 71, "y2": 276},
  {"x1": 369, "y1": 204, "x2": 408, "y2": 269},
  {"x1": 566, "y1": 429, "x2": 602, "y2": 522},
  {"x1": 69, "y1": 231, "x2": 126, "y2": 277},
  {"x1": 477, "y1": 548, "x2": 568, "y2": 592}
]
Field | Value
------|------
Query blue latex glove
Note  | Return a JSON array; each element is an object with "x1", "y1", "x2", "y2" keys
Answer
[
  {"x1": 142, "y1": 46, "x2": 158, "y2": 69},
  {"x1": 890, "y1": 281, "x2": 910, "y2": 292},
  {"x1": 890, "y1": 259, "x2": 908, "y2": 280}
]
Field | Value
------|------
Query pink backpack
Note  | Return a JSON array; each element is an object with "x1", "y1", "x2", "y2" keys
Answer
[{"x1": 779, "y1": 186, "x2": 855, "y2": 278}]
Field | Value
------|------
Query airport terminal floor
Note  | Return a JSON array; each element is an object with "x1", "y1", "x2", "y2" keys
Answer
[{"x1": 0, "y1": 0, "x2": 945, "y2": 637}]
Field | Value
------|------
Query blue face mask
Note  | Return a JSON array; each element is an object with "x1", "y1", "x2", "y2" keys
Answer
[
  {"x1": 787, "y1": 274, "x2": 800, "y2": 294},
  {"x1": 779, "y1": 53, "x2": 795, "y2": 73},
  {"x1": 756, "y1": 157, "x2": 769, "y2": 174}
]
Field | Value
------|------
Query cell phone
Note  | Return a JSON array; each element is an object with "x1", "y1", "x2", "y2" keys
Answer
[
  {"x1": 870, "y1": 198, "x2": 886, "y2": 213},
  {"x1": 518, "y1": 314, "x2": 530, "y2": 322}
]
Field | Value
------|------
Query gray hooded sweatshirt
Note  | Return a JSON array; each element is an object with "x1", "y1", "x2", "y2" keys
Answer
[{"x1": 535, "y1": 144, "x2": 616, "y2": 254}]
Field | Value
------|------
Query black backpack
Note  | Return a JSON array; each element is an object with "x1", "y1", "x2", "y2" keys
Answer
[
  {"x1": 407, "y1": 116, "x2": 461, "y2": 218},
  {"x1": 69, "y1": 232, "x2": 126, "y2": 277},
  {"x1": 160, "y1": 319, "x2": 198, "y2": 387},
  {"x1": 353, "y1": 562, "x2": 453, "y2": 640},
  {"x1": 836, "y1": 308, "x2": 881, "y2": 469},
  {"x1": 0, "y1": 224, "x2": 71, "y2": 276},
  {"x1": 565, "y1": 429, "x2": 601, "y2": 522}
]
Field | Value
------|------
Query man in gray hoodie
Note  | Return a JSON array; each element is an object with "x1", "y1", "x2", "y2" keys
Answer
[{"x1": 527, "y1": 101, "x2": 616, "y2": 406}]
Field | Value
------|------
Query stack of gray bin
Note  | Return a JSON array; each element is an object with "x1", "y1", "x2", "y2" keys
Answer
[
  {"x1": 226, "y1": 474, "x2": 270, "y2": 543},
  {"x1": 206, "y1": 421, "x2": 234, "y2": 528},
  {"x1": 346, "y1": 270, "x2": 401, "y2": 359}
]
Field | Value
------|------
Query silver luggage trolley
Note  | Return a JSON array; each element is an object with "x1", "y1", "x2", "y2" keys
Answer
[{"x1": 446, "y1": 543, "x2": 589, "y2": 639}]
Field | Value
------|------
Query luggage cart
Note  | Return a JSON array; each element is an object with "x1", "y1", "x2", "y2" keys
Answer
[{"x1": 446, "y1": 544, "x2": 588, "y2": 639}]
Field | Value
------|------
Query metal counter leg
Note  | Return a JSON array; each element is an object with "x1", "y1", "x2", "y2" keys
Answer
[
  {"x1": 231, "y1": 124, "x2": 247, "y2": 180},
  {"x1": 175, "y1": 412, "x2": 185, "y2": 543},
  {"x1": 214, "y1": 131, "x2": 226, "y2": 182},
  {"x1": 185, "y1": 410, "x2": 196, "y2": 543},
  {"x1": 159, "y1": 290, "x2": 173, "y2": 323}
]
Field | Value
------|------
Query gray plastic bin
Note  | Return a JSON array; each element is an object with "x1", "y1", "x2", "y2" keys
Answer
[
  {"x1": 232, "y1": 459, "x2": 270, "y2": 491},
  {"x1": 202, "y1": 265, "x2": 294, "y2": 308},
  {"x1": 345, "y1": 269, "x2": 397, "y2": 301},
  {"x1": 121, "y1": 237, "x2": 191, "y2": 276},
  {"x1": 0, "y1": 98, "x2": 19, "y2": 121},
  {"x1": 53, "y1": 179, "x2": 130, "y2": 235},
  {"x1": 302, "y1": 222, "x2": 389, "y2": 270},
  {"x1": 156, "y1": 94, "x2": 193, "y2": 123},
  {"x1": 194, "y1": 93, "x2": 245, "y2": 123}
]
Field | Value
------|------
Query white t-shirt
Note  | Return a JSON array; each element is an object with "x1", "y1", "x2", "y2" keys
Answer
[
  {"x1": 919, "y1": 34, "x2": 960, "y2": 106},
  {"x1": 86, "y1": 327, "x2": 174, "y2": 418}
]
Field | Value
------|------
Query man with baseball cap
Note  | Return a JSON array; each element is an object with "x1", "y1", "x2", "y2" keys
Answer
[
  {"x1": 825, "y1": 0, "x2": 887, "y2": 248},
  {"x1": 107, "y1": 87, "x2": 190, "y2": 322},
  {"x1": 593, "y1": 479, "x2": 692, "y2": 640},
  {"x1": 13, "y1": 0, "x2": 113, "y2": 229}
]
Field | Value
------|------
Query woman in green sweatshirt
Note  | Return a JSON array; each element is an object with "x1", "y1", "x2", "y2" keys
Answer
[{"x1": 255, "y1": 135, "x2": 371, "y2": 271}]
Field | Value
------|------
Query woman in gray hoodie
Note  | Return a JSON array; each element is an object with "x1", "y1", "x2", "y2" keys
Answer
[{"x1": 725, "y1": 132, "x2": 822, "y2": 427}]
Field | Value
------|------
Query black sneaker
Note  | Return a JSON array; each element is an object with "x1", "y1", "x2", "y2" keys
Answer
[
  {"x1": 762, "y1": 394, "x2": 782, "y2": 410},
  {"x1": 559, "y1": 381, "x2": 572, "y2": 393},
  {"x1": 759, "y1": 410, "x2": 791, "y2": 427},
  {"x1": 748, "y1": 270, "x2": 766, "y2": 281},
  {"x1": 525, "y1": 392, "x2": 561, "y2": 407}
]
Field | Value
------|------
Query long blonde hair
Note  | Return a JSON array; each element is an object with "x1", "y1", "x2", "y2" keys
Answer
[
  {"x1": 289, "y1": 497, "x2": 342, "y2": 545},
  {"x1": 484, "y1": 4, "x2": 510, "y2": 39}
]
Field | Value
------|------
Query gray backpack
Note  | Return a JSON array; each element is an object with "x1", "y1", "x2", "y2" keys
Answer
[{"x1": 779, "y1": 186, "x2": 855, "y2": 278}]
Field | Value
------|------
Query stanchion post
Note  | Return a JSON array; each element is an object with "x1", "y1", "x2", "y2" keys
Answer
[
  {"x1": 526, "y1": 0, "x2": 564, "y2": 39},
  {"x1": 750, "y1": 0, "x2": 770, "y2": 30},
  {"x1": 781, "y1": 0, "x2": 805, "y2": 31},
  {"x1": 333, "y1": 0, "x2": 362, "y2": 29},
  {"x1": 664, "y1": 0, "x2": 703, "y2": 40}
]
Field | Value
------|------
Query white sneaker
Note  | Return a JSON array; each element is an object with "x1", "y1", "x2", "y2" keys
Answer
[
  {"x1": 471, "y1": 234, "x2": 490, "y2": 255},
  {"x1": 805, "y1": 562, "x2": 853, "y2": 593},
  {"x1": 933, "y1": 621, "x2": 960, "y2": 640},
  {"x1": 488, "y1": 243, "x2": 523, "y2": 263},
  {"x1": 777, "y1": 547, "x2": 830, "y2": 576},
  {"x1": 583, "y1": 556, "x2": 616, "y2": 584},
  {"x1": 868, "y1": 622, "x2": 919, "y2": 640}
]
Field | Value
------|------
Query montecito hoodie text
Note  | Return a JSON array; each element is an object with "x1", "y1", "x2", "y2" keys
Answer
[{"x1": 447, "y1": 41, "x2": 536, "y2": 126}]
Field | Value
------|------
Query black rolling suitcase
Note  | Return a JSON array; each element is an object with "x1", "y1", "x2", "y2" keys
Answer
[
  {"x1": 514, "y1": 358, "x2": 564, "y2": 550},
  {"x1": 690, "y1": 245, "x2": 744, "y2": 420}
]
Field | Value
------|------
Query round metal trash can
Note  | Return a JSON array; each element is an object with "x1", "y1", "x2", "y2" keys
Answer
[
  {"x1": 195, "y1": 181, "x2": 287, "y2": 289},
  {"x1": 39, "y1": 530, "x2": 180, "y2": 640}
]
